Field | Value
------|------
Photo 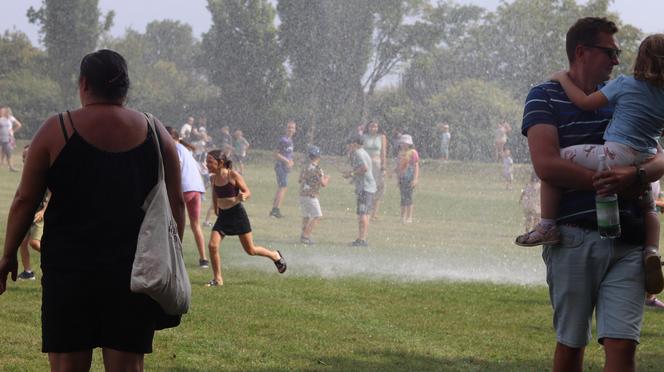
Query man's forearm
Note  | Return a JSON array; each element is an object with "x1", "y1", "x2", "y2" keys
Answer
[{"x1": 642, "y1": 149, "x2": 664, "y2": 182}]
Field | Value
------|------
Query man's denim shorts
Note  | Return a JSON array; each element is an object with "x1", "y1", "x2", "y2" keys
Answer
[{"x1": 542, "y1": 225, "x2": 645, "y2": 347}]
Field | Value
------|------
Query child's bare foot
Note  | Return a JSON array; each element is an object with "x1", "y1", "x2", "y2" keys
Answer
[{"x1": 515, "y1": 223, "x2": 560, "y2": 247}]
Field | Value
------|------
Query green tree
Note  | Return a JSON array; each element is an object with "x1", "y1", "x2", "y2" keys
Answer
[
  {"x1": 103, "y1": 26, "x2": 220, "y2": 125},
  {"x1": 364, "y1": 0, "x2": 483, "y2": 97},
  {"x1": 0, "y1": 31, "x2": 60, "y2": 137},
  {"x1": 425, "y1": 79, "x2": 523, "y2": 161},
  {"x1": 0, "y1": 70, "x2": 61, "y2": 138},
  {"x1": 142, "y1": 20, "x2": 198, "y2": 71},
  {"x1": 0, "y1": 31, "x2": 44, "y2": 78},
  {"x1": 28, "y1": 0, "x2": 114, "y2": 106},
  {"x1": 363, "y1": 0, "x2": 424, "y2": 97},
  {"x1": 279, "y1": 0, "x2": 373, "y2": 147},
  {"x1": 402, "y1": 0, "x2": 645, "y2": 122},
  {"x1": 201, "y1": 0, "x2": 286, "y2": 146}
]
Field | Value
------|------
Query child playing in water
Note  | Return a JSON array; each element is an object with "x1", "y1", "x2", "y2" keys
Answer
[
  {"x1": 395, "y1": 134, "x2": 419, "y2": 224},
  {"x1": 515, "y1": 34, "x2": 664, "y2": 294},
  {"x1": 232, "y1": 129, "x2": 250, "y2": 174},
  {"x1": 298, "y1": 145, "x2": 330, "y2": 245}
]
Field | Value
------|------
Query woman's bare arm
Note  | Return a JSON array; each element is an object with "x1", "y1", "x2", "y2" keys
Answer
[
  {"x1": 233, "y1": 171, "x2": 251, "y2": 201},
  {"x1": 1, "y1": 117, "x2": 53, "y2": 293},
  {"x1": 155, "y1": 117, "x2": 186, "y2": 240}
]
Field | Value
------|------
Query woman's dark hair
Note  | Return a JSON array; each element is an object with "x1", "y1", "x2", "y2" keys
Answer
[
  {"x1": 79, "y1": 49, "x2": 130, "y2": 101},
  {"x1": 207, "y1": 149, "x2": 232, "y2": 169}
]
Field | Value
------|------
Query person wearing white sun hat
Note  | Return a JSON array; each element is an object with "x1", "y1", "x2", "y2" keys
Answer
[{"x1": 395, "y1": 134, "x2": 419, "y2": 224}]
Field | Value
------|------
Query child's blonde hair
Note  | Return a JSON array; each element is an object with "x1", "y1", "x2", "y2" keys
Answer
[{"x1": 634, "y1": 34, "x2": 664, "y2": 87}]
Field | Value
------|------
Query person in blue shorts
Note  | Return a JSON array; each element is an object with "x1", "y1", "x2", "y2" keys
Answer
[
  {"x1": 343, "y1": 136, "x2": 376, "y2": 247},
  {"x1": 521, "y1": 17, "x2": 664, "y2": 371},
  {"x1": 269, "y1": 120, "x2": 296, "y2": 218}
]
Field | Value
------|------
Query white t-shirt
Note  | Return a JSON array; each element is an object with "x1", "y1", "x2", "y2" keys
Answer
[
  {"x1": 176, "y1": 142, "x2": 205, "y2": 193},
  {"x1": 0, "y1": 116, "x2": 17, "y2": 143},
  {"x1": 180, "y1": 123, "x2": 192, "y2": 140}
]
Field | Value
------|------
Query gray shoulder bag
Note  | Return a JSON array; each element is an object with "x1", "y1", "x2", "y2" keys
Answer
[{"x1": 130, "y1": 113, "x2": 191, "y2": 315}]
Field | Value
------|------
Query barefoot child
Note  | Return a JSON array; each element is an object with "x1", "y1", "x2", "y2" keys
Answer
[
  {"x1": 298, "y1": 145, "x2": 330, "y2": 244},
  {"x1": 516, "y1": 34, "x2": 664, "y2": 294}
]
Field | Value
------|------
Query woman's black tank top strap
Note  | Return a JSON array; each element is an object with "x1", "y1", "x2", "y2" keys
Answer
[
  {"x1": 57, "y1": 113, "x2": 67, "y2": 142},
  {"x1": 57, "y1": 110, "x2": 76, "y2": 142}
]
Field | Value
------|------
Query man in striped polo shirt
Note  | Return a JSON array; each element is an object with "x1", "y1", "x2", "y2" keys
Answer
[{"x1": 522, "y1": 17, "x2": 664, "y2": 371}]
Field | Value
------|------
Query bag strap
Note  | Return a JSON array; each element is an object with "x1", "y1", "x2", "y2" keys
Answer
[{"x1": 144, "y1": 113, "x2": 165, "y2": 183}]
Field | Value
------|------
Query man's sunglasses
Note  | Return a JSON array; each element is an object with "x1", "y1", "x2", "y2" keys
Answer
[{"x1": 583, "y1": 45, "x2": 622, "y2": 59}]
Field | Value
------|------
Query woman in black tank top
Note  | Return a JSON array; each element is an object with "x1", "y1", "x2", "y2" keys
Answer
[
  {"x1": 203, "y1": 150, "x2": 286, "y2": 287},
  {"x1": 0, "y1": 50, "x2": 185, "y2": 371}
]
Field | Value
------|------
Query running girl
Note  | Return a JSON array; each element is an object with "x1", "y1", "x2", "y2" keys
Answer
[{"x1": 205, "y1": 150, "x2": 286, "y2": 286}]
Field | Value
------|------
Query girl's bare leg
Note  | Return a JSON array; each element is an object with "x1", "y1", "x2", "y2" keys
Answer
[
  {"x1": 204, "y1": 204, "x2": 215, "y2": 225},
  {"x1": 19, "y1": 237, "x2": 31, "y2": 272},
  {"x1": 304, "y1": 217, "x2": 320, "y2": 238},
  {"x1": 238, "y1": 232, "x2": 279, "y2": 261},
  {"x1": 371, "y1": 199, "x2": 382, "y2": 220},
  {"x1": 406, "y1": 204, "x2": 414, "y2": 222},
  {"x1": 301, "y1": 217, "x2": 309, "y2": 237},
  {"x1": 208, "y1": 231, "x2": 224, "y2": 284}
]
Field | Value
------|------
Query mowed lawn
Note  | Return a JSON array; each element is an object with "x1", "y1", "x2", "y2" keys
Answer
[{"x1": 1, "y1": 146, "x2": 664, "y2": 371}]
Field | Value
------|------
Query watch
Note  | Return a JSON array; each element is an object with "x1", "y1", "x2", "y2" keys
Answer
[{"x1": 635, "y1": 166, "x2": 647, "y2": 184}]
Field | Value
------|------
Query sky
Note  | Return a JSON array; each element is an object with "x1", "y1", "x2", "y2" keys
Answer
[{"x1": 3, "y1": 0, "x2": 664, "y2": 48}]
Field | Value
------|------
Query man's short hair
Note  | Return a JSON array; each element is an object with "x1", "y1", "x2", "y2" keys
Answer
[
  {"x1": 346, "y1": 135, "x2": 364, "y2": 145},
  {"x1": 566, "y1": 17, "x2": 618, "y2": 63}
]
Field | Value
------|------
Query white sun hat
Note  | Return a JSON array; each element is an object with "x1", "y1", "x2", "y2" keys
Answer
[{"x1": 399, "y1": 134, "x2": 413, "y2": 145}]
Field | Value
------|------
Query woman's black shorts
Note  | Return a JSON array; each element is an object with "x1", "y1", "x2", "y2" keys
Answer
[{"x1": 213, "y1": 203, "x2": 252, "y2": 236}]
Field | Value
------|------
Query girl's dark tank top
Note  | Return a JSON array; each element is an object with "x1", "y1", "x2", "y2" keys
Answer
[
  {"x1": 41, "y1": 112, "x2": 159, "y2": 270},
  {"x1": 214, "y1": 181, "x2": 239, "y2": 198}
]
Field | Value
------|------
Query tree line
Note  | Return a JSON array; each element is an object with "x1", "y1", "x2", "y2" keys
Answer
[{"x1": 0, "y1": 0, "x2": 644, "y2": 161}]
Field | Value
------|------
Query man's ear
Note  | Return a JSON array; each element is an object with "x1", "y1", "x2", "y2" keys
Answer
[
  {"x1": 79, "y1": 76, "x2": 89, "y2": 92},
  {"x1": 574, "y1": 44, "x2": 585, "y2": 63}
]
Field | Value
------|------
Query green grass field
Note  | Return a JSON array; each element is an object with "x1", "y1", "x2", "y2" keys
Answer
[{"x1": 1, "y1": 147, "x2": 664, "y2": 371}]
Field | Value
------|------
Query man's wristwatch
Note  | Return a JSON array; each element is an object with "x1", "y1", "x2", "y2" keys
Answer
[{"x1": 635, "y1": 165, "x2": 647, "y2": 184}]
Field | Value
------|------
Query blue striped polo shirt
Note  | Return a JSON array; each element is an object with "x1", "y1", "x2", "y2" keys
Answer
[{"x1": 522, "y1": 81, "x2": 643, "y2": 240}]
